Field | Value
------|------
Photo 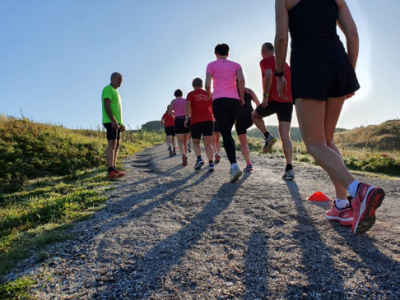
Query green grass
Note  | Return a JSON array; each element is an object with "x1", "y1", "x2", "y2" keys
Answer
[
  {"x1": 0, "y1": 115, "x2": 164, "y2": 296},
  {"x1": 234, "y1": 134, "x2": 400, "y2": 177}
]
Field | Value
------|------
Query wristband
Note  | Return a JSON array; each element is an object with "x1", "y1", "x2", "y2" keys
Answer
[
  {"x1": 275, "y1": 69, "x2": 285, "y2": 77},
  {"x1": 185, "y1": 116, "x2": 190, "y2": 119},
  {"x1": 263, "y1": 93, "x2": 269, "y2": 98}
]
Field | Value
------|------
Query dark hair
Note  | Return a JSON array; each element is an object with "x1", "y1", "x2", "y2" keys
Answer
[
  {"x1": 214, "y1": 43, "x2": 229, "y2": 56},
  {"x1": 262, "y1": 42, "x2": 274, "y2": 52},
  {"x1": 174, "y1": 89, "x2": 183, "y2": 97},
  {"x1": 110, "y1": 72, "x2": 121, "y2": 80},
  {"x1": 192, "y1": 78, "x2": 203, "y2": 88}
]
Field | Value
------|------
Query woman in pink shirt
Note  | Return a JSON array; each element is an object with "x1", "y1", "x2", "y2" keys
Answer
[
  {"x1": 205, "y1": 43, "x2": 245, "y2": 183},
  {"x1": 169, "y1": 89, "x2": 190, "y2": 166}
]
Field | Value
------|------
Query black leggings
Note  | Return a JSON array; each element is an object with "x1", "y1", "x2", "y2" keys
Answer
[{"x1": 212, "y1": 98, "x2": 241, "y2": 164}]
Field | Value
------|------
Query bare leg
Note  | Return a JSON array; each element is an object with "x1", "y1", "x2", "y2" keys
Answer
[
  {"x1": 113, "y1": 139, "x2": 120, "y2": 167},
  {"x1": 106, "y1": 140, "x2": 116, "y2": 168},
  {"x1": 192, "y1": 138, "x2": 201, "y2": 157},
  {"x1": 238, "y1": 134, "x2": 251, "y2": 165},
  {"x1": 278, "y1": 121, "x2": 293, "y2": 165},
  {"x1": 177, "y1": 134, "x2": 186, "y2": 155},
  {"x1": 172, "y1": 136, "x2": 176, "y2": 149},
  {"x1": 203, "y1": 136, "x2": 214, "y2": 162},
  {"x1": 166, "y1": 135, "x2": 172, "y2": 148},
  {"x1": 324, "y1": 98, "x2": 349, "y2": 200},
  {"x1": 214, "y1": 132, "x2": 221, "y2": 153},
  {"x1": 296, "y1": 98, "x2": 354, "y2": 191},
  {"x1": 252, "y1": 110, "x2": 270, "y2": 135}
]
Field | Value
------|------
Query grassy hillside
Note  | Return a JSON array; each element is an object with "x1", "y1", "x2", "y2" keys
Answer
[
  {"x1": 234, "y1": 119, "x2": 400, "y2": 176},
  {"x1": 334, "y1": 119, "x2": 400, "y2": 150},
  {"x1": 0, "y1": 115, "x2": 164, "y2": 287}
]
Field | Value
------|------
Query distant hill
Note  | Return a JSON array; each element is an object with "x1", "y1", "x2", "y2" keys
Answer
[
  {"x1": 334, "y1": 119, "x2": 400, "y2": 151},
  {"x1": 141, "y1": 118, "x2": 400, "y2": 151},
  {"x1": 141, "y1": 120, "x2": 164, "y2": 131}
]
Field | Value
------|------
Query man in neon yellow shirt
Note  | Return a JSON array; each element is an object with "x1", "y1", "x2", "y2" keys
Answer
[{"x1": 102, "y1": 72, "x2": 125, "y2": 178}]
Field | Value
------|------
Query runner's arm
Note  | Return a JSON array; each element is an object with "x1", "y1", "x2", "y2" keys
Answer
[
  {"x1": 168, "y1": 100, "x2": 175, "y2": 116},
  {"x1": 205, "y1": 73, "x2": 212, "y2": 98},
  {"x1": 236, "y1": 69, "x2": 245, "y2": 105},
  {"x1": 249, "y1": 89, "x2": 261, "y2": 107},
  {"x1": 274, "y1": 0, "x2": 289, "y2": 99},
  {"x1": 104, "y1": 98, "x2": 119, "y2": 129},
  {"x1": 337, "y1": 0, "x2": 359, "y2": 69}
]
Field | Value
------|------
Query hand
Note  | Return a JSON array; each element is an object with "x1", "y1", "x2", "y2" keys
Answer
[
  {"x1": 120, "y1": 124, "x2": 126, "y2": 132},
  {"x1": 111, "y1": 120, "x2": 120, "y2": 130},
  {"x1": 277, "y1": 77, "x2": 288, "y2": 101},
  {"x1": 184, "y1": 119, "x2": 188, "y2": 128},
  {"x1": 345, "y1": 92, "x2": 355, "y2": 99},
  {"x1": 262, "y1": 97, "x2": 268, "y2": 108},
  {"x1": 240, "y1": 98, "x2": 245, "y2": 106}
]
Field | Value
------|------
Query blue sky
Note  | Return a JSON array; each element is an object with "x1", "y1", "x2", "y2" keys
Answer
[{"x1": 1, "y1": 0, "x2": 399, "y2": 130}]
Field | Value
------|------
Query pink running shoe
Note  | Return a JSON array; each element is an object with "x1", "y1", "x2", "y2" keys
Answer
[
  {"x1": 325, "y1": 202, "x2": 353, "y2": 226},
  {"x1": 351, "y1": 183, "x2": 385, "y2": 235}
]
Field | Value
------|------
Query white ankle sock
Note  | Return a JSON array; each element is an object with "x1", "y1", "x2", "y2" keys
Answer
[
  {"x1": 335, "y1": 198, "x2": 349, "y2": 209},
  {"x1": 215, "y1": 152, "x2": 219, "y2": 156},
  {"x1": 231, "y1": 163, "x2": 238, "y2": 170},
  {"x1": 347, "y1": 180, "x2": 359, "y2": 198}
]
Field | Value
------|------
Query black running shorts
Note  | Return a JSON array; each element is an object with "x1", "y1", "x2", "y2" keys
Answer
[
  {"x1": 255, "y1": 101, "x2": 293, "y2": 122},
  {"x1": 103, "y1": 123, "x2": 121, "y2": 140},
  {"x1": 175, "y1": 117, "x2": 190, "y2": 134},
  {"x1": 235, "y1": 111, "x2": 253, "y2": 135},
  {"x1": 291, "y1": 59, "x2": 360, "y2": 102},
  {"x1": 165, "y1": 126, "x2": 175, "y2": 136},
  {"x1": 190, "y1": 121, "x2": 213, "y2": 139}
]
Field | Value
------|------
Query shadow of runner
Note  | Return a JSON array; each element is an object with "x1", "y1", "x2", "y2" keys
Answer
[
  {"x1": 284, "y1": 180, "x2": 345, "y2": 298},
  {"x1": 330, "y1": 225, "x2": 400, "y2": 297},
  {"x1": 243, "y1": 231, "x2": 270, "y2": 299},
  {"x1": 94, "y1": 177, "x2": 248, "y2": 298}
]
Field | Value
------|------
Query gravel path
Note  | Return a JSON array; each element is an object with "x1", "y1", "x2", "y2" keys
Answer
[{"x1": 19, "y1": 144, "x2": 400, "y2": 299}]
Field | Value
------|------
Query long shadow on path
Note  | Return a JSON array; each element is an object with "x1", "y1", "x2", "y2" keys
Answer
[
  {"x1": 284, "y1": 180, "x2": 345, "y2": 298},
  {"x1": 331, "y1": 224, "x2": 400, "y2": 297},
  {"x1": 93, "y1": 176, "x2": 249, "y2": 298}
]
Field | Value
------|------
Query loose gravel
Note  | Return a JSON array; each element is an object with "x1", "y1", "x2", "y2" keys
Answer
[{"x1": 9, "y1": 144, "x2": 400, "y2": 299}]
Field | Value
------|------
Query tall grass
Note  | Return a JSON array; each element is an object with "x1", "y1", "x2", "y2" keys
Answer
[{"x1": 0, "y1": 115, "x2": 165, "y2": 285}]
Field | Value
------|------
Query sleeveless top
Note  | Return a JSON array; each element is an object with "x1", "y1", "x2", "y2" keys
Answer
[
  {"x1": 237, "y1": 88, "x2": 253, "y2": 117},
  {"x1": 174, "y1": 97, "x2": 187, "y2": 117},
  {"x1": 288, "y1": 0, "x2": 349, "y2": 72}
]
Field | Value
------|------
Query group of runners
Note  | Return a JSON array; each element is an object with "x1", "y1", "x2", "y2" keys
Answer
[
  {"x1": 102, "y1": 0, "x2": 385, "y2": 236},
  {"x1": 161, "y1": 42, "x2": 295, "y2": 183}
]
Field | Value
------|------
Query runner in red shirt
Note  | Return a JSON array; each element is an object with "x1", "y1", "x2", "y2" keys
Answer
[
  {"x1": 161, "y1": 105, "x2": 176, "y2": 156},
  {"x1": 184, "y1": 78, "x2": 214, "y2": 172},
  {"x1": 251, "y1": 42, "x2": 295, "y2": 180}
]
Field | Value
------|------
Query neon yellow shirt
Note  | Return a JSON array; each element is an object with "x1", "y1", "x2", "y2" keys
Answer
[{"x1": 102, "y1": 85, "x2": 123, "y2": 124}]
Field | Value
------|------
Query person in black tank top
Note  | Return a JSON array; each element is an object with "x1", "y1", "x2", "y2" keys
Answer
[
  {"x1": 274, "y1": 0, "x2": 385, "y2": 235},
  {"x1": 235, "y1": 86, "x2": 260, "y2": 172}
]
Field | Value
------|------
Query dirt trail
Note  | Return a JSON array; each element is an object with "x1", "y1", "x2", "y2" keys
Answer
[{"x1": 20, "y1": 144, "x2": 400, "y2": 299}]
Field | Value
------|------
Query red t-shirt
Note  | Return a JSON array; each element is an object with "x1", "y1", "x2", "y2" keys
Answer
[
  {"x1": 260, "y1": 56, "x2": 292, "y2": 104},
  {"x1": 186, "y1": 89, "x2": 213, "y2": 124},
  {"x1": 162, "y1": 112, "x2": 175, "y2": 127}
]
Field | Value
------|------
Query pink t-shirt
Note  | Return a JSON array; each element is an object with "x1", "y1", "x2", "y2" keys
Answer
[
  {"x1": 173, "y1": 97, "x2": 187, "y2": 117},
  {"x1": 206, "y1": 59, "x2": 241, "y2": 101}
]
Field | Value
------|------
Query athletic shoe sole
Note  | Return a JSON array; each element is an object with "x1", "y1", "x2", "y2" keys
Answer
[
  {"x1": 263, "y1": 138, "x2": 277, "y2": 153},
  {"x1": 353, "y1": 187, "x2": 385, "y2": 235},
  {"x1": 230, "y1": 170, "x2": 243, "y2": 183},
  {"x1": 208, "y1": 167, "x2": 214, "y2": 172},
  {"x1": 194, "y1": 161, "x2": 205, "y2": 170},
  {"x1": 325, "y1": 214, "x2": 353, "y2": 227},
  {"x1": 282, "y1": 175, "x2": 294, "y2": 180}
]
